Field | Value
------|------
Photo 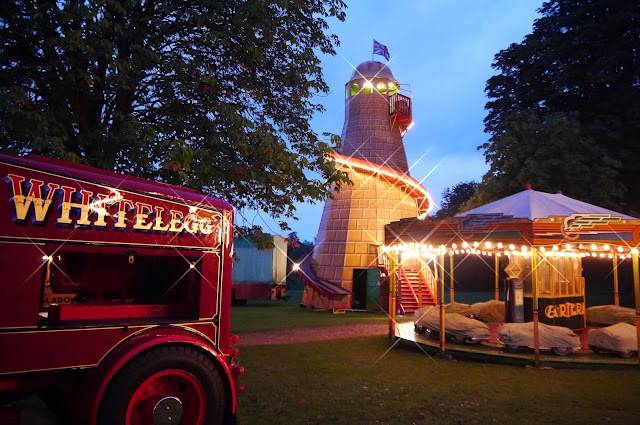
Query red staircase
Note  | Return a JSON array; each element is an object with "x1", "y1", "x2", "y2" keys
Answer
[{"x1": 398, "y1": 266, "x2": 436, "y2": 314}]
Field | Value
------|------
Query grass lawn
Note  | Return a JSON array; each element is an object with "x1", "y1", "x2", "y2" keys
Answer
[
  {"x1": 237, "y1": 336, "x2": 640, "y2": 425},
  {"x1": 231, "y1": 290, "x2": 388, "y2": 333}
]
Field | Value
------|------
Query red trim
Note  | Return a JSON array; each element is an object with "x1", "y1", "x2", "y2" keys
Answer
[
  {"x1": 48, "y1": 303, "x2": 193, "y2": 322},
  {"x1": 332, "y1": 153, "x2": 432, "y2": 218}
]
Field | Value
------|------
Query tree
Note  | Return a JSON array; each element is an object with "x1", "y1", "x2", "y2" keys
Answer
[
  {"x1": 434, "y1": 181, "x2": 478, "y2": 218},
  {"x1": 0, "y1": 0, "x2": 349, "y2": 230},
  {"x1": 473, "y1": 0, "x2": 640, "y2": 214}
]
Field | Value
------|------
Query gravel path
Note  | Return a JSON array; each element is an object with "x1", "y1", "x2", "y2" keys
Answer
[{"x1": 236, "y1": 322, "x2": 389, "y2": 346}]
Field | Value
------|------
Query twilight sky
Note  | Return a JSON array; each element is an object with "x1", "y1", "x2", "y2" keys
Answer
[{"x1": 238, "y1": 0, "x2": 543, "y2": 242}]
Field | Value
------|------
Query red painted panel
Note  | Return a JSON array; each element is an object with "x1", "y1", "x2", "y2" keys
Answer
[{"x1": 0, "y1": 322, "x2": 219, "y2": 376}]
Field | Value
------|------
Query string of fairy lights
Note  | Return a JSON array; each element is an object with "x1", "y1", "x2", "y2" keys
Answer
[{"x1": 382, "y1": 241, "x2": 640, "y2": 260}]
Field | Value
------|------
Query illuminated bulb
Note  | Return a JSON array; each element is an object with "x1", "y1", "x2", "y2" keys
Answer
[
  {"x1": 462, "y1": 242, "x2": 469, "y2": 248},
  {"x1": 578, "y1": 244, "x2": 584, "y2": 250},
  {"x1": 604, "y1": 245, "x2": 610, "y2": 251},
  {"x1": 540, "y1": 247, "x2": 546, "y2": 252},
  {"x1": 485, "y1": 242, "x2": 492, "y2": 249},
  {"x1": 409, "y1": 243, "x2": 415, "y2": 249},
  {"x1": 292, "y1": 263, "x2": 300, "y2": 271},
  {"x1": 452, "y1": 243, "x2": 457, "y2": 249},
  {"x1": 190, "y1": 263, "x2": 196, "y2": 269},
  {"x1": 497, "y1": 253, "x2": 501, "y2": 257},
  {"x1": 553, "y1": 245, "x2": 559, "y2": 251},
  {"x1": 632, "y1": 248, "x2": 639, "y2": 255},
  {"x1": 428, "y1": 245, "x2": 434, "y2": 252},
  {"x1": 620, "y1": 254, "x2": 626, "y2": 260},
  {"x1": 599, "y1": 253, "x2": 605, "y2": 258},
  {"x1": 509, "y1": 244, "x2": 515, "y2": 250},
  {"x1": 473, "y1": 242, "x2": 479, "y2": 248},
  {"x1": 497, "y1": 243, "x2": 503, "y2": 249},
  {"x1": 608, "y1": 254, "x2": 613, "y2": 259},
  {"x1": 591, "y1": 253, "x2": 597, "y2": 257},
  {"x1": 617, "y1": 247, "x2": 624, "y2": 253},
  {"x1": 488, "y1": 252, "x2": 493, "y2": 256},
  {"x1": 521, "y1": 246, "x2": 527, "y2": 252},
  {"x1": 565, "y1": 244, "x2": 572, "y2": 250},
  {"x1": 591, "y1": 244, "x2": 597, "y2": 251}
]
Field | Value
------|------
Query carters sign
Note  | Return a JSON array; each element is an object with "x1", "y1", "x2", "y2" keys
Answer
[{"x1": 3, "y1": 172, "x2": 223, "y2": 249}]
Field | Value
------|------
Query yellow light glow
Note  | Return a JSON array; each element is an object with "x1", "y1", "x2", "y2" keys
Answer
[
  {"x1": 497, "y1": 242, "x2": 503, "y2": 249},
  {"x1": 292, "y1": 263, "x2": 300, "y2": 271},
  {"x1": 521, "y1": 246, "x2": 527, "y2": 252},
  {"x1": 509, "y1": 244, "x2": 515, "y2": 250},
  {"x1": 452, "y1": 243, "x2": 457, "y2": 249},
  {"x1": 603, "y1": 244, "x2": 610, "y2": 251},
  {"x1": 473, "y1": 242, "x2": 479, "y2": 248},
  {"x1": 485, "y1": 242, "x2": 492, "y2": 249},
  {"x1": 565, "y1": 244, "x2": 572, "y2": 250},
  {"x1": 632, "y1": 248, "x2": 639, "y2": 255},
  {"x1": 617, "y1": 246, "x2": 624, "y2": 253},
  {"x1": 591, "y1": 244, "x2": 597, "y2": 250},
  {"x1": 190, "y1": 263, "x2": 196, "y2": 269},
  {"x1": 462, "y1": 242, "x2": 469, "y2": 248},
  {"x1": 553, "y1": 245, "x2": 559, "y2": 251},
  {"x1": 540, "y1": 247, "x2": 546, "y2": 252}
]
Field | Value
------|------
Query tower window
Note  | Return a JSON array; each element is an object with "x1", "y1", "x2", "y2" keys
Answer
[
  {"x1": 363, "y1": 81, "x2": 373, "y2": 94},
  {"x1": 388, "y1": 83, "x2": 399, "y2": 96},
  {"x1": 350, "y1": 83, "x2": 359, "y2": 96},
  {"x1": 377, "y1": 82, "x2": 387, "y2": 94}
]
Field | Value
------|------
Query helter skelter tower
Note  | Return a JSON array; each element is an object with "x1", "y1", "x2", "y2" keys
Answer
[{"x1": 301, "y1": 61, "x2": 432, "y2": 310}]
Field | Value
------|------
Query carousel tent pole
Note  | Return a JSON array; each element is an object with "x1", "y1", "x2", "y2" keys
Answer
[
  {"x1": 613, "y1": 253, "x2": 620, "y2": 307},
  {"x1": 532, "y1": 249, "x2": 541, "y2": 367},
  {"x1": 389, "y1": 252, "x2": 397, "y2": 339},
  {"x1": 632, "y1": 249, "x2": 640, "y2": 366},
  {"x1": 495, "y1": 254, "x2": 500, "y2": 301},
  {"x1": 449, "y1": 254, "x2": 455, "y2": 303},
  {"x1": 439, "y1": 250, "x2": 446, "y2": 356}
]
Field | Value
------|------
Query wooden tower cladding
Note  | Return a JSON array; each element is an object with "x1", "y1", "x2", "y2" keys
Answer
[{"x1": 306, "y1": 61, "x2": 429, "y2": 310}]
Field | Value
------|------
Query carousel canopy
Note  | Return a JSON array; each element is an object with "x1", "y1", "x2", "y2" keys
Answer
[{"x1": 457, "y1": 186, "x2": 637, "y2": 221}]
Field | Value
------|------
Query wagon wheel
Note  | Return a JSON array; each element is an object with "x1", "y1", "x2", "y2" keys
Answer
[
  {"x1": 589, "y1": 345, "x2": 603, "y2": 354},
  {"x1": 505, "y1": 344, "x2": 521, "y2": 353},
  {"x1": 551, "y1": 347, "x2": 571, "y2": 356},
  {"x1": 98, "y1": 345, "x2": 226, "y2": 425},
  {"x1": 421, "y1": 328, "x2": 435, "y2": 340},
  {"x1": 453, "y1": 334, "x2": 468, "y2": 345},
  {"x1": 619, "y1": 350, "x2": 634, "y2": 358}
]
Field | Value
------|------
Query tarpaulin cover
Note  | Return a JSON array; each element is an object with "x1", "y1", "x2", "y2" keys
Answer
[
  {"x1": 587, "y1": 323, "x2": 637, "y2": 353},
  {"x1": 414, "y1": 306, "x2": 490, "y2": 338},
  {"x1": 498, "y1": 322, "x2": 581, "y2": 349},
  {"x1": 456, "y1": 188, "x2": 637, "y2": 220},
  {"x1": 445, "y1": 302, "x2": 474, "y2": 317},
  {"x1": 471, "y1": 300, "x2": 505, "y2": 323},
  {"x1": 586, "y1": 305, "x2": 635, "y2": 326}
]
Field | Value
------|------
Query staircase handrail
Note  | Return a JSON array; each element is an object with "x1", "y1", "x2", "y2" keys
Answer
[{"x1": 418, "y1": 269, "x2": 437, "y2": 305}]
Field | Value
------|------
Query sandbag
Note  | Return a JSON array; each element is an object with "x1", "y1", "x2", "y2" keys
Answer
[
  {"x1": 414, "y1": 306, "x2": 489, "y2": 338},
  {"x1": 471, "y1": 300, "x2": 505, "y2": 323},
  {"x1": 498, "y1": 322, "x2": 581, "y2": 349},
  {"x1": 586, "y1": 305, "x2": 635, "y2": 326},
  {"x1": 588, "y1": 323, "x2": 637, "y2": 353},
  {"x1": 445, "y1": 302, "x2": 474, "y2": 317}
]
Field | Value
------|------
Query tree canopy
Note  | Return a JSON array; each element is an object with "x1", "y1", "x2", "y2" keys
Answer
[
  {"x1": 434, "y1": 181, "x2": 477, "y2": 218},
  {"x1": 0, "y1": 0, "x2": 349, "y2": 230},
  {"x1": 471, "y1": 0, "x2": 640, "y2": 214}
]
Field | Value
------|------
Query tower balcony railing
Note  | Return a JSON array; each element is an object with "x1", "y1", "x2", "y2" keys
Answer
[{"x1": 389, "y1": 93, "x2": 412, "y2": 118}]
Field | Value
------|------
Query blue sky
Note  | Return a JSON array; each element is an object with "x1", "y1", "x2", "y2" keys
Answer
[{"x1": 238, "y1": 0, "x2": 543, "y2": 242}]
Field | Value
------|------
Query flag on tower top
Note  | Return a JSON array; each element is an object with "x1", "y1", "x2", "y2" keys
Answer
[{"x1": 373, "y1": 40, "x2": 390, "y2": 61}]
